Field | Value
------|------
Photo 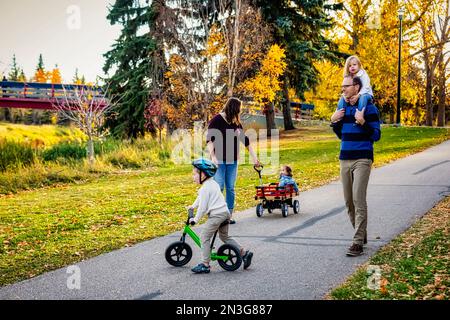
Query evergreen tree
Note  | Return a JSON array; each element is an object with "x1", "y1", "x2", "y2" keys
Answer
[
  {"x1": 18, "y1": 69, "x2": 26, "y2": 82},
  {"x1": 3, "y1": 55, "x2": 22, "y2": 122},
  {"x1": 255, "y1": 0, "x2": 341, "y2": 130},
  {"x1": 36, "y1": 54, "x2": 45, "y2": 71},
  {"x1": 73, "y1": 68, "x2": 80, "y2": 83},
  {"x1": 103, "y1": 0, "x2": 159, "y2": 139},
  {"x1": 8, "y1": 54, "x2": 21, "y2": 81},
  {"x1": 34, "y1": 54, "x2": 48, "y2": 83}
]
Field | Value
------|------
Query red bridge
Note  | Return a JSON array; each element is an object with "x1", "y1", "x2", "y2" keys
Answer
[{"x1": 0, "y1": 81, "x2": 106, "y2": 110}]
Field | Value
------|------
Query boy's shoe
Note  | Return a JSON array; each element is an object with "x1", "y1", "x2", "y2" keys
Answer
[
  {"x1": 346, "y1": 244, "x2": 363, "y2": 257},
  {"x1": 242, "y1": 251, "x2": 253, "y2": 270},
  {"x1": 191, "y1": 263, "x2": 210, "y2": 274}
]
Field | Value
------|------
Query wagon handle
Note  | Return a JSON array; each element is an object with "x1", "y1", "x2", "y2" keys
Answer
[
  {"x1": 253, "y1": 164, "x2": 263, "y2": 186},
  {"x1": 253, "y1": 164, "x2": 263, "y2": 173}
]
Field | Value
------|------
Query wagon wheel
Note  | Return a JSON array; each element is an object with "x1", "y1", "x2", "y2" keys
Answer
[
  {"x1": 256, "y1": 203, "x2": 264, "y2": 217},
  {"x1": 281, "y1": 203, "x2": 289, "y2": 218},
  {"x1": 293, "y1": 200, "x2": 300, "y2": 214}
]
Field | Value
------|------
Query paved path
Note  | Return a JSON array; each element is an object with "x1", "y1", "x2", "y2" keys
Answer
[{"x1": 1, "y1": 141, "x2": 450, "y2": 300}]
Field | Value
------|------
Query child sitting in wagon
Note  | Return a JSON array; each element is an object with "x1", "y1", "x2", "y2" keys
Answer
[{"x1": 279, "y1": 165, "x2": 299, "y2": 193}]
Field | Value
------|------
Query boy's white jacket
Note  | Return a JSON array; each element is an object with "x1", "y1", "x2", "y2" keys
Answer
[
  {"x1": 192, "y1": 178, "x2": 229, "y2": 223},
  {"x1": 356, "y1": 69, "x2": 373, "y2": 97}
]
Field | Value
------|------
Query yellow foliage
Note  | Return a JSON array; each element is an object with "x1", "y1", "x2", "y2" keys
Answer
[
  {"x1": 304, "y1": 60, "x2": 342, "y2": 120},
  {"x1": 50, "y1": 68, "x2": 62, "y2": 84},
  {"x1": 239, "y1": 44, "x2": 287, "y2": 112},
  {"x1": 304, "y1": 0, "x2": 430, "y2": 122},
  {"x1": 34, "y1": 69, "x2": 48, "y2": 83},
  {"x1": 203, "y1": 24, "x2": 225, "y2": 57},
  {"x1": 165, "y1": 54, "x2": 190, "y2": 101}
]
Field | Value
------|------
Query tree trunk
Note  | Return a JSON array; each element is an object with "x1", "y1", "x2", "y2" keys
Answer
[
  {"x1": 415, "y1": 104, "x2": 420, "y2": 126},
  {"x1": 227, "y1": 87, "x2": 233, "y2": 98},
  {"x1": 265, "y1": 102, "x2": 276, "y2": 137},
  {"x1": 389, "y1": 111, "x2": 394, "y2": 124},
  {"x1": 32, "y1": 110, "x2": 41, "y2": 125},
  {"x1": 86, "y1": 137, "x2": 95, "y2": 166},
  {"x1": 437, "y1": 53, "x2": 446, "y2": 127},
  {"x1": 282, "y1": 77, "x2": 295, "y2": 131},
  {"x1": 4, "y1": 108, "x2": 11, "y2": 122},
  {"x1": 425, "y1": 62, "x2": 433, "y2": 126}
]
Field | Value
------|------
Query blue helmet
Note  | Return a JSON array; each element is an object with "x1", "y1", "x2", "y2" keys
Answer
[{"x1": 192, "y1": 158, "x2": 217, "y2": 179}]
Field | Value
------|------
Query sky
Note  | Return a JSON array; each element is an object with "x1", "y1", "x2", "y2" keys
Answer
[{"x1": 0, "y1": 0, "x2": 122, "y2": 83}]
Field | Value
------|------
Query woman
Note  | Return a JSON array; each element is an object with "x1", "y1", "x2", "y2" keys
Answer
[{"x1": 206, "y1": 97, "x2": 260, "y2": 224}]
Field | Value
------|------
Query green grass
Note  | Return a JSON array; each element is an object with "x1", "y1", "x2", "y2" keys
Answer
[
  {"x1": 0, "y1": 139, "x2": 36, "y2": 171},
  {"x1": 0, "y1": 122, "x2": 86, "y2": 146},
  {"x1": 0, "y1": 126, "x2": 174, "y2": 194},
  {"x1": 0, "y1": 126, "x2": 449, "y2": 286},
  {"x1": 330, "y1": 195, "x2": 450, "y2": 300}
]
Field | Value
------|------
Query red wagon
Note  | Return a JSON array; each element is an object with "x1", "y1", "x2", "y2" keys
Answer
[{"x1": 253, "y1": 165, "x2": 300, "y2": 218}]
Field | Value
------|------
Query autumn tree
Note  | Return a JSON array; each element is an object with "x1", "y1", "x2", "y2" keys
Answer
[
  {"x1": 255, "y1": 0, "x2": 340, "y2": 130},
  {"x1": 164, "y1": 0, "x2": 226, "y2": 124},
  {"x1": 18, "y1": 69, "x2": 26, "y2": 82},
  {"x1": 34, "y1": 54, "x2": 48, "y2": 83},
  {"x1": 53, "y1": 84, "x2": 116, "y2": 165},
  {"x1": 50, "y1": 65, "x2": 62, "y2": 84},
  {"x1": 217, "y1": 1, "x2": 273, "y2": 98},
  {"x1": 306, "y1": 0, "x2": 432, "y2": 124},
  {"x1": 412, "y1": 0, "x2": 449, "y2": 126},
  {"x1": 161, "y1": 0, "x2": 273, "y2": 130},
  {"x1": 239, "y1": 44, "x2": 287, "y2": 135},
  {"x1": 72, "y1": 68, "x2": 86, "y2": 85}
]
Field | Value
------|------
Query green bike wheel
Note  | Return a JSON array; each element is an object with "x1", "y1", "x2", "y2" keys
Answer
[
  {"x1": 165, "y1": 241, "x2": 192, "y2": 267},
  {"x1": 217, "y1": 244, "x2": 242, "y2": 271}
]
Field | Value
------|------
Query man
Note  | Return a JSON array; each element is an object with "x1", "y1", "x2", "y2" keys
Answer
[{"x1": 330, "y1": 76, "x2": 381, "y2": 257}]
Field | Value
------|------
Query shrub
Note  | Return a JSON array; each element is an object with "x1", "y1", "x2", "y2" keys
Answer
[
  {"x1": 42, "y1": 142, "x2": 86, "y2": 162},
  {"x1": 105, "y1": 147, "x2": 143, "y2": 169},
  {"x1": 94, "y1": 139, "x2": 121, "y2": 156},
  {"x1": 0, "y1": 139, "x2": 36, "y2": 172}
]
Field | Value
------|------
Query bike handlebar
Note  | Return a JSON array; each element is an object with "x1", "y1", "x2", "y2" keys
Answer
[{"x1": 187, "y1": 208, "x2": 196, "y2": 225}]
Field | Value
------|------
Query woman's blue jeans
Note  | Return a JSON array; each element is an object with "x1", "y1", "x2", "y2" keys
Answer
[{"x1": 214, "y1": 161, "x2": 238, "y2": 214}]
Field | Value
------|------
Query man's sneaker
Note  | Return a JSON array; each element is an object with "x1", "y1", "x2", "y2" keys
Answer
[
  {"x1": 346, "y1": 244, "x2": 363, "y2": 257},
  {"x1": 191, "y1": 263, "x2": 210, "y2": 274},
  {"x1": 242, "y1": 251, "x2": 253, "y2": 269}
]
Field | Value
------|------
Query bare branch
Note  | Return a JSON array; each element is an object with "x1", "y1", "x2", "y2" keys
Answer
[{"x1": 407, "y1": 39, "x2": 450, "y2": 59}]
